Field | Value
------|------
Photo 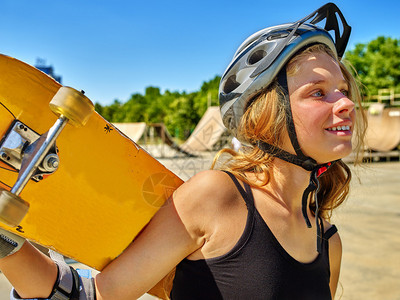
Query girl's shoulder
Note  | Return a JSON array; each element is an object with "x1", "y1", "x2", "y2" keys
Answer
[
  {"x1": 174, "y1": 169, "x2": 240, "y2": 207},
  {"x1": 171, "y1": 170, "x2": 245, "y2": 234}
]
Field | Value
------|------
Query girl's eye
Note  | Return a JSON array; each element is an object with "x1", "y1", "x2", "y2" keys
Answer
[
  {"x1": 311, "y1": 90, "x2": 324, "y2": 97},
  {"x1": 341, "y1": 89, "x2": 349, "y2": 97}
]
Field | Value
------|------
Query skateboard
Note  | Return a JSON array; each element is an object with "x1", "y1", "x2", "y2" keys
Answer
[{"x1": 0, "y1": 53, "x2": 184, "y2": 285}]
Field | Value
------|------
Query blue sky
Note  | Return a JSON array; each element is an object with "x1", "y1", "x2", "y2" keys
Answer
[{"x1": 1, "y1": 0, "x2": 399, "y2": 105}]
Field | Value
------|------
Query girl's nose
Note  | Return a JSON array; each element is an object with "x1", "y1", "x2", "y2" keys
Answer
[{"x1": 333, "y1": 93, "x2": 355, "y2": 117}]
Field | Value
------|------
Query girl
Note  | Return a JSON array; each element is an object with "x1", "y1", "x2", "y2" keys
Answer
[{"x1": 0, "y1": 3, "x2": 366, "y2": 299}]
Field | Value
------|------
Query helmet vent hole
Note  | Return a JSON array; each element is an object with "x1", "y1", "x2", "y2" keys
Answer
[
  {"x1": 248, "y1": 49, "x2": 267, "y2": 65},
  {"x1": 223, "y1": 75, "x2": 240, "y2": 94}
]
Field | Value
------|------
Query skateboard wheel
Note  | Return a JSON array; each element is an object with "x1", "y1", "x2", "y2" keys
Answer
[
  {"x1": 49, "y1": 86, "x2": 95, "y2": 127},
  {"x1": 0, "y1": 189, "x2": 29, "y2": 227}
]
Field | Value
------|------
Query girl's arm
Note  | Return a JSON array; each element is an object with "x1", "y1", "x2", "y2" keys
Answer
[
  {"x1": 329, "y1": 231, "x2": 342, "y2": 299},
  {"x1": 0, "y1": 240, "x2": 58, "y2": 298}
]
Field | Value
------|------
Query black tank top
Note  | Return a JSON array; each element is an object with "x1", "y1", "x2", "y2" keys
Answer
[{"x1": 170, "y1": 171, "x2": 337, "y2": 300}]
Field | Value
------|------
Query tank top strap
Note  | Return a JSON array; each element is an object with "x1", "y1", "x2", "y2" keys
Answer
[
  {"x1": 324, "y1": 225, "x2": 338, "y2": 240},
  {"x1": 222, "y1": 171, "x2": 255, "y2": 210}
]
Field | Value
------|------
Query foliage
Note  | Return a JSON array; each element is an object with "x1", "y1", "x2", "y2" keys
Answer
[
  {"x1": 95, "y1": 76, "x2": 221, "y2": 140},
  {"x1": 344, "y1": 36, "x2": 400, "y2": 96}
]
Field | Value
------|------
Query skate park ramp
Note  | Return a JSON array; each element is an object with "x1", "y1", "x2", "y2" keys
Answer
[
  {"x1": 114, "y1": 122, "x2": 194, "y2": 157},
  {"x1": 113, "y1": 107, "x2": 227, "y2": 156},
  {"x1": 150, "y1": 123, "x2": 195, "y2": 157},
  {"x1": 181, "y1": 106, "x2": 226, "y2": 152},
  {"x1": 365, "y1": 104, "x2": 400, "y2": 151},
  {"x1": 113, "y1": 122, "x2": 147, "y2": 142}
]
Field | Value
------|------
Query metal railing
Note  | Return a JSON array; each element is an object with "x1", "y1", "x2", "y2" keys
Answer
[{"x1": 363, "y1": 88, "x2": 400, "y2": 107}]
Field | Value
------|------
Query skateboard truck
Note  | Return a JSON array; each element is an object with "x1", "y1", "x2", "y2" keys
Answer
[
  {"x1": 0, "y1": 87, "x2": 94, "y2": 227},
  {"x1": 0, "y1": 121, "x2": 60, "y2": 182}
]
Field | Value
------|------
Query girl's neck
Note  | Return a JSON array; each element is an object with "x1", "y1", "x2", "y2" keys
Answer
[{"x1": 260, "y1": 158, "x2": 312, "y2": 214}]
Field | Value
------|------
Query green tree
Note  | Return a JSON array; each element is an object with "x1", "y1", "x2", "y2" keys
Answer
[
  {"x1": 121, "y1": 93, "x2": 147, "y2": 122},
  {"x1": 94, "y1": 103, "x2": 104, "y2": 115},
  {"x1": 345, "y1": 36, "x2": 400, "y2": 95},
  {"x1": 145, "y1": 87, "x2": 168, "y2": 123},
  {"x1": 193, "y1": 75, "x2": 220, "y2": 116},
  {"x1": 165, "y1": 94, "x2": 198, "y2": 140},
  {"x1": 94, "y1": 76, "x2": 222, "y2": 140},
  {"x1": 99, "y1": 99, "x2": 122, "y2": 121}
]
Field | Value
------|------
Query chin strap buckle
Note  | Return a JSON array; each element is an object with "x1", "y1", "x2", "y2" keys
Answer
[{"x1": 301, "y1": 159, "x2": 318, "y2": 171}]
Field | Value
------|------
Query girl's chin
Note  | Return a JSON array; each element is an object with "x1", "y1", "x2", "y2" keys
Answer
[{"x1": 315, "y1": 145, "x2": 353, "y2": 164}]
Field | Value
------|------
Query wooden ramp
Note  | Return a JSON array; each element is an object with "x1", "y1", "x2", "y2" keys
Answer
[
  {"x1": 181, "y1": 106, "x2": 226, "y2": 152},
  {"x1": 365, "y1": 104, "x2": 400, "y2": 151}
]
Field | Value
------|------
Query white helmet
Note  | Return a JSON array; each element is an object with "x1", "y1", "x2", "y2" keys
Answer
[{"x1": 219, "y1": 3, "x2": 351, "y2": 142}]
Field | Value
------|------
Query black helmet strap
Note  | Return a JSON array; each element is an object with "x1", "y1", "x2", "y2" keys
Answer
[
  {"x1": 256, "y1": 141, "x2": 319, "y2": 171},
  {"x1": 276, "y1": 67, "x2": 311, "y2": 161}
]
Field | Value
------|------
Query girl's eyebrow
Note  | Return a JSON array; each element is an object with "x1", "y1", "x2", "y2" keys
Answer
[{"x1": 304, "y1": 79, "x2": 348, "y2": 88}]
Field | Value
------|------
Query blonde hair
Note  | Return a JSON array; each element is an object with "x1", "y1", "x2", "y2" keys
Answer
[{"x1": 212, "y1": 44, "x2": 367, "y2": 220}]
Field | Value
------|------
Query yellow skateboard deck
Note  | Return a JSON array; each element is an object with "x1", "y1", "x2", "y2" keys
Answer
[{"x1": 0, "y1": 54, "x2": 184, "y2": 273}]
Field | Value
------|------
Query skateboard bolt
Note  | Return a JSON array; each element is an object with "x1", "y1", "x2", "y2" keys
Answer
[
  {"x1": 47, "y1": 157, "x2": 59, "y2": 169},
  {"x1": 17, "y1": 124, "x2": 27, "y2": 132}
]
